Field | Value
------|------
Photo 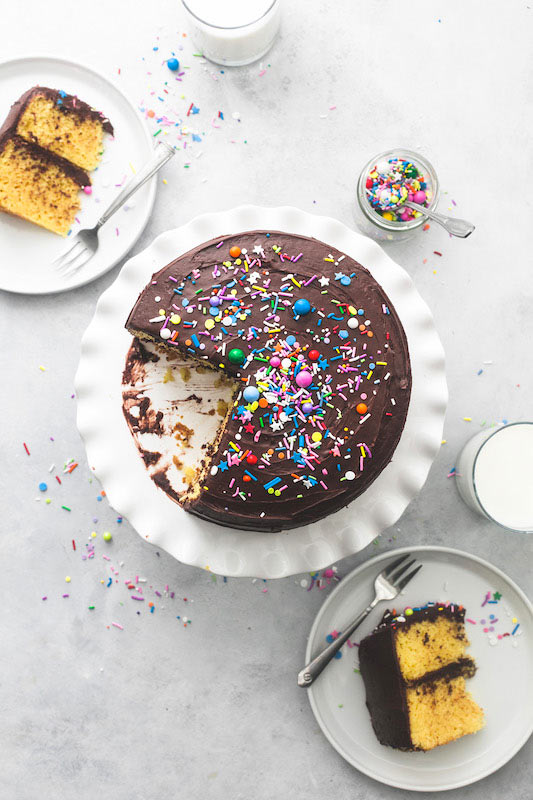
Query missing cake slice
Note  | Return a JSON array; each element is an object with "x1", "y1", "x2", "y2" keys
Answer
[{"x1": 359, "y1": 602, "x2": 484, "y2": 751}]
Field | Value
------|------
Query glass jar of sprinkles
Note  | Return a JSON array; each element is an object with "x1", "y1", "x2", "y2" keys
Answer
[{"x1": 355, "y1": 149, "x2": 439, "y2": 241}]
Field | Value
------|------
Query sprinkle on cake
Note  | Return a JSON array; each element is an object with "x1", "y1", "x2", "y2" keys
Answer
[{"x1": 125, "y1": 231, "x2": 411, "y2": 531}]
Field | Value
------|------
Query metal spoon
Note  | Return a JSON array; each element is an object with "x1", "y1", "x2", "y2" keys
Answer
[{"x1": 402, "y1": 200, "x2": 475, "y2": 238}]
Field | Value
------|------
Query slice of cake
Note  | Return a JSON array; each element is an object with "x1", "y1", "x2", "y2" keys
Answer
[
  {"x1": 0, "y1": 86, "x2": 112, "y2": 235},
  {"x1": 359, "y1": 603, "x2": 484, "y2": 751},
  {"x1": 6, "y1": 86, "x2": 113, "y2": 171},
  {"x1": 0, "y1": 133, "x2": 90, "y2": 236}
]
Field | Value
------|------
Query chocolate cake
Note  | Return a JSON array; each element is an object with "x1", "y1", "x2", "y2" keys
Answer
[
  {"x1": 125, "y1": 230, "x2": 411, "y2": 531},
  {"x1": 0, "y1": 87, "x2": 112, "y2": 235},
  {"x1": 359, "y1": 603, "x2": 485, "y2": 751}
]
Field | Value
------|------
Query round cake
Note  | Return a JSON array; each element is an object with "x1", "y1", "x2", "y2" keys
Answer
[{"x1": 125, "y1": 230, "x2": 411, "y2": 532}]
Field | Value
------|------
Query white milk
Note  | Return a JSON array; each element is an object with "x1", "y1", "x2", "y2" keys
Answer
[
  {"x1": 181, "y1": 0, "x2": 281, "y2": 66},
  {"x1": 455, "y1": 423, "x2": 533, "y2": 531}
]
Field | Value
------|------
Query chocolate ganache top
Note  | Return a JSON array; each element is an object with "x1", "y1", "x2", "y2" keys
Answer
[
  {"x1": 0, "y1": 86, "x2": 114, "y2": 139},
  {"x1": 126, "y1": 230, "x2": 411, "y2": 531}
]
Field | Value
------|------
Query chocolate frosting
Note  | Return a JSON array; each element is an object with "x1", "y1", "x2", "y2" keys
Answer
[
  {"x1": 0, "y1": 86, "x2": 113, "y2": 139},
  {"x1": 0, "y1": 132, "x2": 90, "y2": 188},
  {"x1": 126, "y1": 230, "x2": 412, "y2": 531},
  {"x1": 376, "y1": 602, "x2": 466, "y2": 631},
  {"x1": 359, "y1": 615, "x2": 413, "y2": 749}
]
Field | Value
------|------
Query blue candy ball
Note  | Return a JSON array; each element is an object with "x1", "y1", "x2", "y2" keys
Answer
[
  {"x1": 286, "y1": 335, "x2": 296, "y2": 346},
  {"x1": 167, "y1": 58, "x2": 180, "y2": 71},
  {"x1": 340, "y1": 276, "x2": 351, "y2": 286},
  {"x1": 339, "y1": 330, "x2": 349, "y2": 339},
  {"x1": 243, "y1": 386, "x2": 260, "y2": 403},
  {"x1": 209, "y1": 306, "x2": 220, "y2": 316},
  {"x1": 294, "y1": 298, "x2": 311, "y2": 316},
  {"x1": 39, "y1": 482, "x2": 47, "y2": 492}
]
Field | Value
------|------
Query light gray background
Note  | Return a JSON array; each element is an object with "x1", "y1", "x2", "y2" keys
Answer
[{"x1": 1, "y1": 1, "x2": 532, "y2": 798}]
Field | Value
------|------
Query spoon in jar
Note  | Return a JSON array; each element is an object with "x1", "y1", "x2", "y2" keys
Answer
[{"x1": 401, "y1": 200, "x2": 475, "y2": 238}]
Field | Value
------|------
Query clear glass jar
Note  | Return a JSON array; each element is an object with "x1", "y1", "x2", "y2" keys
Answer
[
  {"x1": 181, "y1": 0, "x2": 281, "y2": 67},
  {"x1": 354, "y1": 148, "x2": 439, "y2": 242},
  {"x1": 455, "y1": 422, "x2": 533, "y2": 533}
]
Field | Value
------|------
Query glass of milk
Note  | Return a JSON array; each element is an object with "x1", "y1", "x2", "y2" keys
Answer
[
  {"x1": 455, "y1": 422, "x2": 533, "y2": 532},
  {"x1": 181, "y1": 0, "x2": 282, "y2": 66}
]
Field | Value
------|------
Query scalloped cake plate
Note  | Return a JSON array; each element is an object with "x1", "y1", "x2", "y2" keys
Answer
[
  {"x1": 75, "y1": 206, "x2": 447, "y2": 578},
  {"x1": 305, "y1": 546, "x2": 533, "y2": 791},
  {"x1": 0, "y1": 55, "x2": 156, "y2": 295}
]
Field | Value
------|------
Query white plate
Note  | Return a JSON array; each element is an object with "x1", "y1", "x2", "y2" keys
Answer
[
  {"x1": 0, "y1": 55, "x2": 156, "y2": 295},
  {"x1": 305, "y1": 545, "x2": 533, "y2": 791},
  {"x1": 75, "y1": 205, "x2": 447, "y2": 578}
]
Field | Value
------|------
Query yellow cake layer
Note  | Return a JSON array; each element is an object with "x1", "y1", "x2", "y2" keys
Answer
[
  {"x1": 16, "y1": 95, "x2": 105, "y2": 171},
  {"x1": 395, "y1": 616, "x2": 468, "y2": 681},
  {"x1": 0, "y1": 138, "x2": 81, "y2": 236},
  {"x1": 407, "y1": 676, "x2": 485, "y2": 751}
]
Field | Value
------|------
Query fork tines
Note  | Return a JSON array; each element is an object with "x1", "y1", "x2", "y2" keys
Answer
[
  {"x1": 52, "y1": 239, "x2": 84, "y2": 268},
  {"x1": 383, "y1": 553, "x2": 410, "y2": 577},
  {"x1": 396, "y1": 563, "x2": 423, "y2": 591},
  {"x1": 384, "y1": 552, "x2": 423, "y2": 592}
]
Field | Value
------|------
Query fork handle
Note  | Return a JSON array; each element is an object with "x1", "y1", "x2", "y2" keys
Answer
[
  {"x1": 403, "y1": 201, "x2": 475, "y2": 238},
  {"x1": 297, "y1": 597, "x2": 379, "y2": 688},
  {"x1": 96, "y1": 141, "x2": 175, "y2": 229}
]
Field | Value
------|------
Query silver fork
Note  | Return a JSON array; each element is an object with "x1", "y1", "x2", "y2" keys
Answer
[
  {"x1": 54, "y1": 141, "x2": 175, "y2": 277},
  {"x1": 297, "y1": 553, "x2": 422, "y2": 688}
]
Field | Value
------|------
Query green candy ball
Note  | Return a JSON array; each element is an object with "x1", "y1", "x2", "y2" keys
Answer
[
  {"x1": 102, "y1": 531, "x2": 112, "y2": 542},
  {"x1": 228, "y1": 348, "x2": 245, "y2": 365}
]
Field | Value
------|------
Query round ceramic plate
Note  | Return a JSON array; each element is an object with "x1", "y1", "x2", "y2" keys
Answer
[
  {"x1": 0, "y1": 55, "x2": 157, "y2": 295},
  {"x1": 305, "y1": 545, "x2": 533, "y2": 791},
  {"x1": 75, "y1": 205, "x2": 447, "y2": 578}
]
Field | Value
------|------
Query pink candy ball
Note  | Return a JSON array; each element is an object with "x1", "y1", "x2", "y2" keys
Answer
[
  {"x1": 83, "y1": 186, "x2": 92, "y2": 195},
  {"x1": 269, "y1": 356, "x2": 281, "y2": 367},
  {"x1": 413, "y1": 190, "x2": 426, "y2": 204},
  {"x1": 400, "y1": 211, "x2": 411, "y2": 221},
  {"x1": 295, "y1": 370, "x2": 312, "y2": 388}
]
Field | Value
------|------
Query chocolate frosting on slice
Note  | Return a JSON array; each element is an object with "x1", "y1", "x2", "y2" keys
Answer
[
  {"x1": 359, "y1": 619, "x2": 414, "y2": 750},
  {"x1": 376, "y1": 602, "x2": 466, "y2": 631},
  {"x1": 0, "y1": 86, "x2": 113, "y2": 139},
  {"x1": 0, "y1": 132, "x2": 90, "y2": 187}
]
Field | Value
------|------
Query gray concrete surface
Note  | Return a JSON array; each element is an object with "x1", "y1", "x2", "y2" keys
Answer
[{"x1": 1, "y1": 1, "x2": 532, "y2": 797}]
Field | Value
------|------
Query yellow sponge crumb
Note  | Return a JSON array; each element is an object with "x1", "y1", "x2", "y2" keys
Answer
[
  {"x1": 407, "y1": 676, "x2": 485, "y2": 751},
  {"x1": 0, "y1": 138, "x2": 82, "y2": 236},
  {"x1": 17, "y1": 95, "x2": 106, "y2": 171},
  {"x1": 395, "y1": 616, "x2": 468, "y2": 681}
]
